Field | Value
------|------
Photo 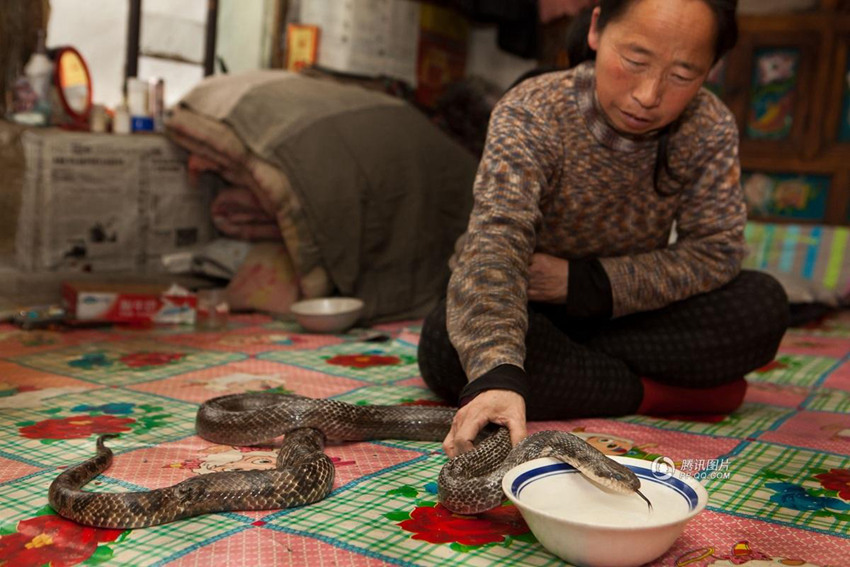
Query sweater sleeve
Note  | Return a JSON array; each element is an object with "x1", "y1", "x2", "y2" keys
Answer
[
  {"x1": 446, "y1": 97, "x2": 561, "y2": 387},
  {"x1": 599, "y1": 114, "x2": 747, "y2": 318}
]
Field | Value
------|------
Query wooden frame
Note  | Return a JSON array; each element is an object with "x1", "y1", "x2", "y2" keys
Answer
[
  {"x1": 725, "y1": 29, "x2": 823, "y2": 158},
  {"x1": 125, "y1": 0, "x2": 218, "y2": 84},
  {"x1": 270, "y1": 0, "x2": 289, "y2": 68},
  {"x1": 740, "y1": 157, "x2": 849, "y2": 225},
  {"x1": 823, "y1": 20, "x2": 850, "y2": 158}
]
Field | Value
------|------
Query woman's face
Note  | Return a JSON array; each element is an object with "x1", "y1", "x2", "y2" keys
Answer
[{"x1": 587, "y1": 0, "x2": 717, "y2": 135}]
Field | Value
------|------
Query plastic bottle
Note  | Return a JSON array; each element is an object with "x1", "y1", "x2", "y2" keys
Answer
[
  {"x1": 113, "y1": 100, "x2": 131, "y2": 134},
  {"x1": 23, "y1": 30, "x2": 53, "y2": 122},
  {"x1": 127, "y1": 77, "x2": 153, "y2": 132}
]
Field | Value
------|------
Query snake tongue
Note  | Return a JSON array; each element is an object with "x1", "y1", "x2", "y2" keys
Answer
[{"x1": 636, "y1": 489, "x2": 653, "y2": 511}]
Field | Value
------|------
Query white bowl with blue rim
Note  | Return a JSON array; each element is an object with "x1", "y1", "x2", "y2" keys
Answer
[{"x1": 502, "y1": 456, "x2": 708, "y2": 567}]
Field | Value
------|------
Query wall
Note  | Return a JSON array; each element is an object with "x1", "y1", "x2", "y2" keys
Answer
[
  {"x1": 216, "y1": 0, "x2": 275, "y2": 73},
  {"x1": 46, "y1": 0, "x2": 273, "y2": 109},
  {"x1": 459, "y1": 26, "x2": 538, "y2": 91},
  {"x1": 47, "y1": 0, "x2": 128, "y2": 108}
]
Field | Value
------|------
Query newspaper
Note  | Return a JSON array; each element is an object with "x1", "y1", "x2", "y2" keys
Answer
[
  {"x1": 298, "y1": 0, "x2": 420, "y2": 85},
  {"x1": 15, "y1": 129, "x2": 212, "y2": 272}
]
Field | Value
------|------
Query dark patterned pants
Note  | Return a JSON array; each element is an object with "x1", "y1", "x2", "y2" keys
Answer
[{"x1": 417, "y1": 270, "x2": 789, "y2": 420}]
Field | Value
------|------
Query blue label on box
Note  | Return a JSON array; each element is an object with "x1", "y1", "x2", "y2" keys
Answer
[{"x1": 131, "y1": 116, "x2": 154, "y2": 132}]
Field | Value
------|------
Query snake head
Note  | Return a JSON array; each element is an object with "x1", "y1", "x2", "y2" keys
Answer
[
  {"x1": 588, "y1": 459, "x2": 641, "y2": 491},
  {"x1": 591, "y1": 462, "x2": 652, "y2": 510}
]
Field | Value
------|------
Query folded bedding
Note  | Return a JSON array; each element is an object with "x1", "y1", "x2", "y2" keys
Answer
[
  {"x1": 211, "y1": 187, "x2": 283, "y2": 242},
  {"x1": 166, "y1": 71, "x2": 477, "y2": 322}
]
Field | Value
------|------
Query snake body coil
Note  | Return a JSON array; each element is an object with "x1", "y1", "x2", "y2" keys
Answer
[{"x1": 48, "y1": 394, "x2": 647, "y2": 528}]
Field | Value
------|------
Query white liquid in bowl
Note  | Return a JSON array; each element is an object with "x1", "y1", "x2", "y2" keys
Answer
[{"x1": 516, "y1": 471, "x2": 693, "y2": 528}]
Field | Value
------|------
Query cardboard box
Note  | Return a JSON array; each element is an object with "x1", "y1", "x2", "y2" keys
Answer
[
  {"x1": 62, "y1": 282, "x2": 196, "y2": 324},
  {"x1": 15, "y1": 129, "x2": 214, "y2": 272}
]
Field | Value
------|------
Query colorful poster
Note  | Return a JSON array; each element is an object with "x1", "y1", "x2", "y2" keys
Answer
[
  {"x1": 742, "y1": 171, "x2": 829, "y2": 221},
  {"x1": 746, "y1": 48, "x2": 801, "y2": 140},
  {"x1": 285, "y1": 24, "x2": 320, "y2": 72},
  {"x1": 416, "y1": 4, "x2": 469, "y2": 108}
]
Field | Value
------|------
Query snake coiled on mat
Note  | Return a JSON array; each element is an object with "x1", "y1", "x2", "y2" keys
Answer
[{"x1": 48, "y1": 393, "x2": 649, "y2": 529}]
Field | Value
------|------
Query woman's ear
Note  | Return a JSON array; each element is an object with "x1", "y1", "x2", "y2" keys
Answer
[{"x1": 587, "y1": 6, "x2": 602, "y2": 51}]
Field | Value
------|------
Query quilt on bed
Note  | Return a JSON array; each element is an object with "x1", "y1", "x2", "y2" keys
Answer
[{"x1": 0, "y1": 312, "x2": 847, "y2": 567}]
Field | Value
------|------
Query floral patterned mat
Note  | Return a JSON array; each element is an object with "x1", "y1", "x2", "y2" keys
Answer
[{"x1": 0, "y1": 312, "x2": 848, "y2": 566}]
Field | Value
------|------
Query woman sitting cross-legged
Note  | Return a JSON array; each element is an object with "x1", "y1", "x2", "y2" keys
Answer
[{"x1": 418, "y1": 0, "x2": 788, "y2": 458}]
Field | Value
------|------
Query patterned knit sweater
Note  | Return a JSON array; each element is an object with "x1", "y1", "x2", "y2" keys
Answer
[{"x1": 446, "y1": 61, "x2": 747, "y2": 398}]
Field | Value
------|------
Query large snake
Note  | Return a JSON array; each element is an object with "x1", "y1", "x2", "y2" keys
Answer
[{"x1": 49, "y1": 393, "x2": 649, "y2": 528}]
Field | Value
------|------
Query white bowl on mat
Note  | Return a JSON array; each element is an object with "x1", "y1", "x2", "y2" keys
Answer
[
  {"x1": 289, "y1": 297, "x2": 364, "y2": 333},
  {"x1": 502, "y1": 456, "x2": 708, "y2": 567}
]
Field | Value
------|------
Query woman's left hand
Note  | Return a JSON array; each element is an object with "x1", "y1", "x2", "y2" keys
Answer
[{"x1": 527, "y1": 253, "x2": 568, "y2": 303}]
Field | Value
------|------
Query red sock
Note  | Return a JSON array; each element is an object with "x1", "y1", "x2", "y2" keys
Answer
[{"x1": 637, "y1": 377, "x2": 748, "y2": 417}]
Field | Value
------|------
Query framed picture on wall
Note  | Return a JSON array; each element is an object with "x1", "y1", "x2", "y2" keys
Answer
[
  {"x1": 741, "y1": 170, "x2": 830, "y2": 221},
  {"x1": 741, "y1": 156, "x2": 850, "y2": 225},
  {"x1": 746, "y1": 47, "x2": 803, "y2": 142},
  {"x1": 722, "y1": 30, "x2": 822, "y2": 158}
]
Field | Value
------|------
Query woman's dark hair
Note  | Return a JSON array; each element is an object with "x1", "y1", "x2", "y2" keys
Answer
[{"x1": 566, "y1": 0, "x2": 739, "y2": 196}]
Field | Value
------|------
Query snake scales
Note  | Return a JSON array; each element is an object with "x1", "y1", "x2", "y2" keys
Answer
[{"x1": 49, "y1": 393, "x2": 649, "y2": 529}]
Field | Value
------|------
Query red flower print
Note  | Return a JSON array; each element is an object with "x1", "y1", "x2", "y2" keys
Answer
[
  {"x1": 19, "y1": 415, "x2": 135, "y2": 440},
  {"x1": 0, "y1": 514, "x2": 124, "y2": 567},
  {"x1": 120, "y1": 351, "x2": 185, "y2": 368},
  {"x1": 814, "y1": 468, "x2": 850, "y2": 500},
  {"x1": 398, "y1": 504, "x2": 529, "y2": 546},
  {"x1": 326, "y1": 354, "x2": 401, "y2": 369}
]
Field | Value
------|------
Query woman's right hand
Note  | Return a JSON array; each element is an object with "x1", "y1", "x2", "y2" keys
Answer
[
  {"x1": 443, "y1": 389, "x2": 527, "y2": 458},
  {"x1": 527, "y1": 252, "x2": 568, "y2": 303}
]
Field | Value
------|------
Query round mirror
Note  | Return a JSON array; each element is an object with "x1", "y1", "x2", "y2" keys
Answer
[{"x1": 53, "y1": 46, "x2": 93, "y2": 121}]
